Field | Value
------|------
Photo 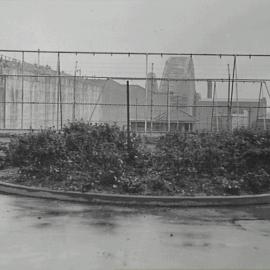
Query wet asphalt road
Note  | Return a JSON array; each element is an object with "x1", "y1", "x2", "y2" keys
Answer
[{"x1": 0, "y1": 194, "x2": 270, "y2": 270}]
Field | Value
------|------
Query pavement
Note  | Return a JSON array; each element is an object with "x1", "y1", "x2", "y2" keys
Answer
[{"x1": 0, "y1": 194, "x2": 270, "y2": 270}]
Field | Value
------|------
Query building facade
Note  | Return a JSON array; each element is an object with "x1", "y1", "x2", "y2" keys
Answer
[{"x1": 195, "y1": 98, "x2": 267, "y2": 131}]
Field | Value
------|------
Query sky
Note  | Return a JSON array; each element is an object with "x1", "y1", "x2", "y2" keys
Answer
[
  {"x1": 0, "y1": 0, "x2": 269, "y2": 52},
  {"x1": 1, "y1": 0, "x2": 270, "y2": 98}
]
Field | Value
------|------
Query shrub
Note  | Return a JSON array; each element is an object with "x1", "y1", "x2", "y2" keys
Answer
[
  {"x1": 0, "y1": 142, "x2": 8, "y2": 169},
  {"x1": 5, "y1": 125, "x2": 270, "y2": 196},
  {"x1": 242, "y1": 148, "x2": 270, "y2": 172},
  {"x1": 7, "y1": 122, "x2": 142, "y2": 188},
  {"x1": 8, "y1": 129, "x2": 67, "y2": 179},
  {"x1": 241, "y1": 169, "x2": 270, "y2": 194},
  {"x1": 222, "y1": 178, "x2": 241, "y2": 195},
  {"x1": 119, "y1": 176, "x2": 146, "y2": 194}
]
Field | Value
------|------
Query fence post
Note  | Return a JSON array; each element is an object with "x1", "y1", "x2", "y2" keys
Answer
[
  {"x1": 21, "y1": 51, "x2": 24, "y2": 129},
  {"x1": 126, "y1": 80, "x2": 131, "y2": 152},
  {"x1": 72, "y1": 61, "x2": 77, "y2": 122},
  {"x1": 145, "y1": 54, "x2": 148, "y2": 134},
  {"x1": 248, "y1": 107, "x2": 252, "y2": 128},
  {"x1": 3, "y1": 75, "x2": 6, "y2": 129},
  {"x1": 57, "y1": 52, "x2": 63, "y2": 129},
  {"x1": 256, "y1": 82, "x2": 263, "y2": 129},
  {"x1": 0, "y1": 74, "x2": 6, "y2": 129},
  {"x1": 135, "y1": 98, "x2": 138, "y2": 132},
  {"x1": 227, "y1": 64, "x2": 231, "y2": 131},
  {"x1": 167, "y1": 79, "x2": 170, "y2": 132}
]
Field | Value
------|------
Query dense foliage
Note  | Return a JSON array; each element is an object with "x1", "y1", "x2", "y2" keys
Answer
[
  {"x1": 5, "y1": 123, "x2": 270, "y2": 196},
  {"x1": 153, "y1": 129, "x2": 270, "y2": 195},
  {"x1": 7, "y1": 122, "x2": 144, "y2": 192}
]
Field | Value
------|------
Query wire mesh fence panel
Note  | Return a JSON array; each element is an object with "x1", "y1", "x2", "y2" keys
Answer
[{"x1": 0, "y1": 50, "x2": 270, "y2": 133}]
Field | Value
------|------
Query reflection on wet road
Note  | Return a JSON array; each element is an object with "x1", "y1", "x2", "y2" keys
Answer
[{"x1": 0, "y1": 194, "x2": 270, "y2": 270}]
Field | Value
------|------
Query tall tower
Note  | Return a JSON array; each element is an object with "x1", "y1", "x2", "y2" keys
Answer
[{"x1": 159, "y1": 57, "x2": 195, "y2": 115}]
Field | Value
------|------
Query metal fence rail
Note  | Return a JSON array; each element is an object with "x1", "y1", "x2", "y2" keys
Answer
[{"x1": 1, "y1": 50, "x2": 270, "y2": 134}]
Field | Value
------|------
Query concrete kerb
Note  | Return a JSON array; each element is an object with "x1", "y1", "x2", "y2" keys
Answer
[{"x1": 0, "y1": 180, "x2": 270, "y2": 207}]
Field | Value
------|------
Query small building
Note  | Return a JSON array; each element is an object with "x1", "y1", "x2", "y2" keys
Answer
[{"x1": 195, "y1": 98, "x2": 267, "y2": 131}]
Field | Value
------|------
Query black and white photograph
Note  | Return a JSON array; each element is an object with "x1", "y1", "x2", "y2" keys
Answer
[{"x1": 0, "y1": 0, "x2": 270, "y2": 269}]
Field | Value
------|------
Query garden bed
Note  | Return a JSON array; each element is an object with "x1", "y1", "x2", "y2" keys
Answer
[{"x1": 1, "y1": 122, "x2": 270, "y2": 197}]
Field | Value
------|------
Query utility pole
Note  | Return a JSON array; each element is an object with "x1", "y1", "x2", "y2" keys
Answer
[
  {"x1": 37, "y1": 48, "x2": 40, "y2": 79},
  {"x1": 227, "y1": 64, "x2": 231, "y2": 131},
  {"x1": 256, "y1": 82, "x2": 263, "y2": 128},
  {"x1": 167, "y1": 79, "x2": 170, "y2": 132},
  {"x1": 176, "y1": 96, "x2": 179, "y2": 131},
  {"x1": 37, "y1": 49, "x2": 40, "y2": 68},
  {"x1": 57, "y1": 52, "x2": 62, "y2": 129},
  {"x1": 135, "y1": 98, "x2": 138, "y2": 132},
  {"x1": 150, "y1": 62, "x2": 154, "y2": 134},
  {"x1": 126, "y1": 80, "x2": 131, "y2": 152},
  {"x1": 21, "y1": 51, "x2": 24, "y2": 129},
  {"x1": 210, "y1": 81, "x2": 216, "y2": 132},
  {"x1": 229, "y1": 56, "x2": 237, "y2": 130},
  {"x1": 263, "y1": 81, "x2": 270, "y2": 130},
  {"x1": 72, "y1": 60, "x2": 78, "y2": 122},
  {"x1": 145, "y1": 54, "x2": 148, "y2": 133},
  {"x1": 215, "y1": 82, "x2": 219, "y2": 131},
  {"x1": 235, "y1": 64, "x2": 239, "y2": 128},
  {"x1": 248, "y1": 107, "x2": 252, "y2": 128},
  {"x1": 0, "y1": 59, "x2": 6, "y2": 129}
]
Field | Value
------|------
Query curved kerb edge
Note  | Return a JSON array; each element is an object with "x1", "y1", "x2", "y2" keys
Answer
[{"x1": 0, "y1": 181, "x2": 270, "y2": 207}]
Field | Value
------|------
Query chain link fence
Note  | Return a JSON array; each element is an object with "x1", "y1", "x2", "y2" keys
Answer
[{"x1": 0, "y1": 50, "x2": 270, "y2": 134}]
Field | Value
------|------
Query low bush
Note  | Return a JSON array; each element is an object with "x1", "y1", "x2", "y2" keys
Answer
[
  {"x1": 152, "y1": 128, "x2": 270, "y2": 195},
  {"x1": 8, "y1": 129, "x2": 67, "y2": 180},
  {"x1": 0, "y1": 142, "x2": 8, "y2": 169},
  {"x1": 4, "y1": 125, "x2": 270, "y2": 195},
  {"x1": 240, "y1": 169, "x2": 270, "y2": 194},
  {"x1": 8, "y1": 122, "x2": 142, "y2": 189}
]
